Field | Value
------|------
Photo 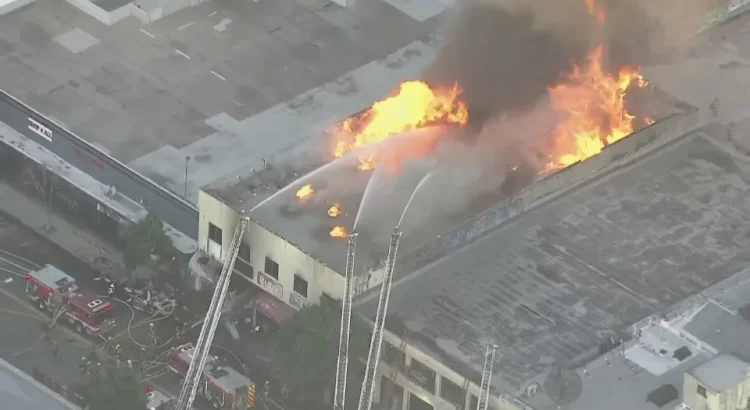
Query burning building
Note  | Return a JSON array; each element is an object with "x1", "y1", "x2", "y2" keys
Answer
[{"x1": 196, "y1": 0, "x2": 708, "y2": 407}]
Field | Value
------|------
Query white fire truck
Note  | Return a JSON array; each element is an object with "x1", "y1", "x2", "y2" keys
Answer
[
  {"x1": 25, "y1": 264, "x2": 116, "y2": 336},
  {"x1": 168, "y1": 342, "x2": 257, "y2": 409}
]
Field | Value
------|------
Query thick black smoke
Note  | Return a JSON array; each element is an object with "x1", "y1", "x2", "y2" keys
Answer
[{"x1": 423, "y1": 0, "x2": 674, "y2": 127}]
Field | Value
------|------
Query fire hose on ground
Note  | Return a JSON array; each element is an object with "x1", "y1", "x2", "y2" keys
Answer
[{"x1": 13, "y1": 305, "x2": 67, "y2": 357}]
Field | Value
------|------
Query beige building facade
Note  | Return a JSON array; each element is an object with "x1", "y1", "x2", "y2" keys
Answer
[{"x1": 197, "y1": 188, "x2": 527, "y2": 410}]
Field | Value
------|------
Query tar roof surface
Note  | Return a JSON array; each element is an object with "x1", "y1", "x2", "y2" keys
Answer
[
  {"x1": 207, "y1": 89, "x2": 681, "y2": 275},
  {"x1": 362, "y1": 126, "x2": 750, "y2": 393},
  {"x1": 236, "y1": 159, "x2": 454, "y2": 275}
]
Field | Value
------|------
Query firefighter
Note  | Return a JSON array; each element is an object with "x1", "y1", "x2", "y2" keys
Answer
[
  {"x1": 42, "y1": 324, "x2": 53, "y2": 342},
  {"x1": 51, "y1": 339, "x2": 59, "y2": 359},
  {"x1": 263, "y1": 381, "x2": 270, "y2": 401},
  {"x1": 79, "y1": 357, "x2": 88, "y2": 374},
  {"x1": 281, "y1": 384, "x2": 290, "y2": 400},
  {"x1": 710, "y1": 98, "x2": 720, "y2": 118}
]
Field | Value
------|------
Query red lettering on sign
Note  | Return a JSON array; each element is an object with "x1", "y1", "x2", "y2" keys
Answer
[{"x1": 90, "y1": 159, "x2": 104, "y2": 170}]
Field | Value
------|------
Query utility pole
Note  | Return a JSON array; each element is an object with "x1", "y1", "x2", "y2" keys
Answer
[{"x1": 184, "y1": 156, "x2": 191, "y2": 199}]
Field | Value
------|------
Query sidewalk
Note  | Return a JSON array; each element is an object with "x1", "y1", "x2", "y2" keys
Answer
[
  {"x1": 0, "y1": 181, "x2": 304, "y2": 409},
  {"x1": 0, "y1": 182, "x2": 141, "y2": 281}
]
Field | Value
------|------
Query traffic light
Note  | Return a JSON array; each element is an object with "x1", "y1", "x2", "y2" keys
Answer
[{"x1": 247, "y1": 384, "x2": 256, "y2": 408}]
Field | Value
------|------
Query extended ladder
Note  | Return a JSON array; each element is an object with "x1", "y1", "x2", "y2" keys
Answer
[{"x1": 476, "y1": 345, "x2": 497, "y2": 410}]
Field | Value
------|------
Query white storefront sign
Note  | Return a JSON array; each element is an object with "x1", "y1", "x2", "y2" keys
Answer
[
  {"x1": 257, "y1": 272, "x2": 283, "y2": 299},
  {"x1": 289, "y1": 292, "x2": 310, "y2": 310},
  {"x1": 28, "y1": 118, "x2": 52, "y2": 142}
]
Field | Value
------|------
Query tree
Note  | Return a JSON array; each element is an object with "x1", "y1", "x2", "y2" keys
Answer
[
  {"x1": 121, "y1": 211, "x2": 174, "y2": 271},
  {"x1": 275, "y1": 297, "x2": 370, "y2": 406},
  {"x1": 76, "y1": 359, "x2": 148, "y2": 410}
]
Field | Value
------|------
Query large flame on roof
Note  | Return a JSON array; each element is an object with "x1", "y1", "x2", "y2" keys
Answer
[
  {"x1": 296, "y1": 184, "x2": 314, "y2": 200},
  {"x1": 545, "y1": 45, "x2": 647, "y2": 171},
  {"x1": 332, "y1": 81, "x2": 469, "y2": 170},
  {"x1": 585, "y1": 0, "x2": 606, "y2": 25},
  {"x1": 329, "y1": 226, "x2": 347, "y2": 238},
  {"x1": 328, "y1": 204, "x2": 342, "y2": 218},
  {"x1": 328, "y1": 42, "x2": 648, "y2": 183}
]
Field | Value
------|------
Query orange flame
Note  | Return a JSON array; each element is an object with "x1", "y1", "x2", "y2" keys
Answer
[
  {"x1": 328, "y1": 204, "x2": 342, "y2": 218},
  {"x1": 330, "y1": 226, "x2": 347, "y2": 238},
  {"x1": 546, "y1": 45, "x2": 647, "y2": 170},
  {"x1": 332, "y1": 81, "x2": 468, "y2": 170},
  {"x1": 296, "y1": 184, "x2": 314, "y2": 200},
  {"x1": 585, "y1": 0, "x2": 606, "y2": 25}
]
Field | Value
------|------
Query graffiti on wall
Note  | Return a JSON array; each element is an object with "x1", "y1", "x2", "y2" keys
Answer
[{"x1": 440, "y1": 197, "x2": 524, "y2": 252}]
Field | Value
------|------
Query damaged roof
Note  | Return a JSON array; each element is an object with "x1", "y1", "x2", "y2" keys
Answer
[{"x1": 361, "y1": 126, "x2": 750, "y2": 394}]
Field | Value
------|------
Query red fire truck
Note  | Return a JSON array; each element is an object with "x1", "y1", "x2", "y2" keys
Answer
[
  {"x1": 25, "y1": 264, "x2": 116, "y2": 337},
  {"x1": 168, "y1": 342, "x2": 256, "y2": 409}
]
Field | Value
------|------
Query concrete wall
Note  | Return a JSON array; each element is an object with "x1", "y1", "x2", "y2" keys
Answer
[
  {"x1": 130, "y1": 0, "x2": 191, "y2": 23},
  {"x1": 0, "y1": 0, "x2": 34, "y2": 16},
  {"x1": 65, "y1": 0, "x2": 130, "y2": 25},
  {"x1": 198, "y1": 190, "x2": 346, "y2": 309},
  {"x1": 680, "y1": 371, "x2": 750, "y2": 410},
  {"x1": 396, "y1": 108, "x2": 699, "y2": 278},
  {"x1": 376, "y1": 330, "x2": 531, "y2": 410}
]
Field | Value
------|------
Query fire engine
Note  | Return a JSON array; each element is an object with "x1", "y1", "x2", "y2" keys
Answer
[
  {"x1": 25, "y1": 264, "x2": 116, "y2": 337},
  {"x1": 168, "y1": 342, "x2": 256, "y2": 409}
]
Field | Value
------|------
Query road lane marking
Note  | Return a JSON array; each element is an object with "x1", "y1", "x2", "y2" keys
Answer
[
  {"x1": 177, "y1": 22, "x2": 194, "y2": 31},
  {"x1": 208, "y1": 11, "x2": 217, "y2": 16},
  {"x1": 175, "y1": 49, "x2": 191, "y2": 60},
  {"x1": 140, "y1": 28, "x2": 156, "y2": 38},
  {"x1": 211, "y1": 70, "x2": 226, "y2": 81}
]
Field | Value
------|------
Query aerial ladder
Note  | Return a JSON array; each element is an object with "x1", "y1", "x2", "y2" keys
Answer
[
  {"x1": 357, "y1": 228, "x2": 402, "y2": 410},
  {"x1": 476, "y1": 344, "x2": 497, "y2": 410},
  {"x1": 334, "y1": 233, "x2": 358, "y2": 410},
  {"x1": 174, "y1": 215, "x2": 250, "y2": 410}
]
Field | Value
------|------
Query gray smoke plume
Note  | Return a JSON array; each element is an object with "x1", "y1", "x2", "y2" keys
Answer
[
  {"x1": 349, "y1": 0, "x2": 707, "y2": 241},
  {"x1": 423, "y1": 0, "x2": 694, "y2": 126}
]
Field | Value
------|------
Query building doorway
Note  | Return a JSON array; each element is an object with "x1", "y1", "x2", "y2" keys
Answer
[
  {"x1": 408, "y1": 393, "x2": 432, "y2": 410},
  {"x1": 380, "y1": 376, "x2": 404, "y2": 410}
]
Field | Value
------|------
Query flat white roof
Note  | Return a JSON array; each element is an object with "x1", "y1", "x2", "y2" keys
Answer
[{"x1": 691, "y1": 354, "x2": 750, "y2": 391}]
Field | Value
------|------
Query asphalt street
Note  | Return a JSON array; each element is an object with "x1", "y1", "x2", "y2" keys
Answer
[
  {"x1": 0, "y1": 211, "x2": 291, "y2": 410},
  {"x1": 0, "y1": 212, "x2": 194, "y2": 406}
]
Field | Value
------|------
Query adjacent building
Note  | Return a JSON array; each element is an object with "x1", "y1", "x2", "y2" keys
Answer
[
  {"x1": 0, "y1": 358, "x2": 79, "y2": 410},
  {"x1": 196, "y1": 89, "x2": 705, "y2": 410}
]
